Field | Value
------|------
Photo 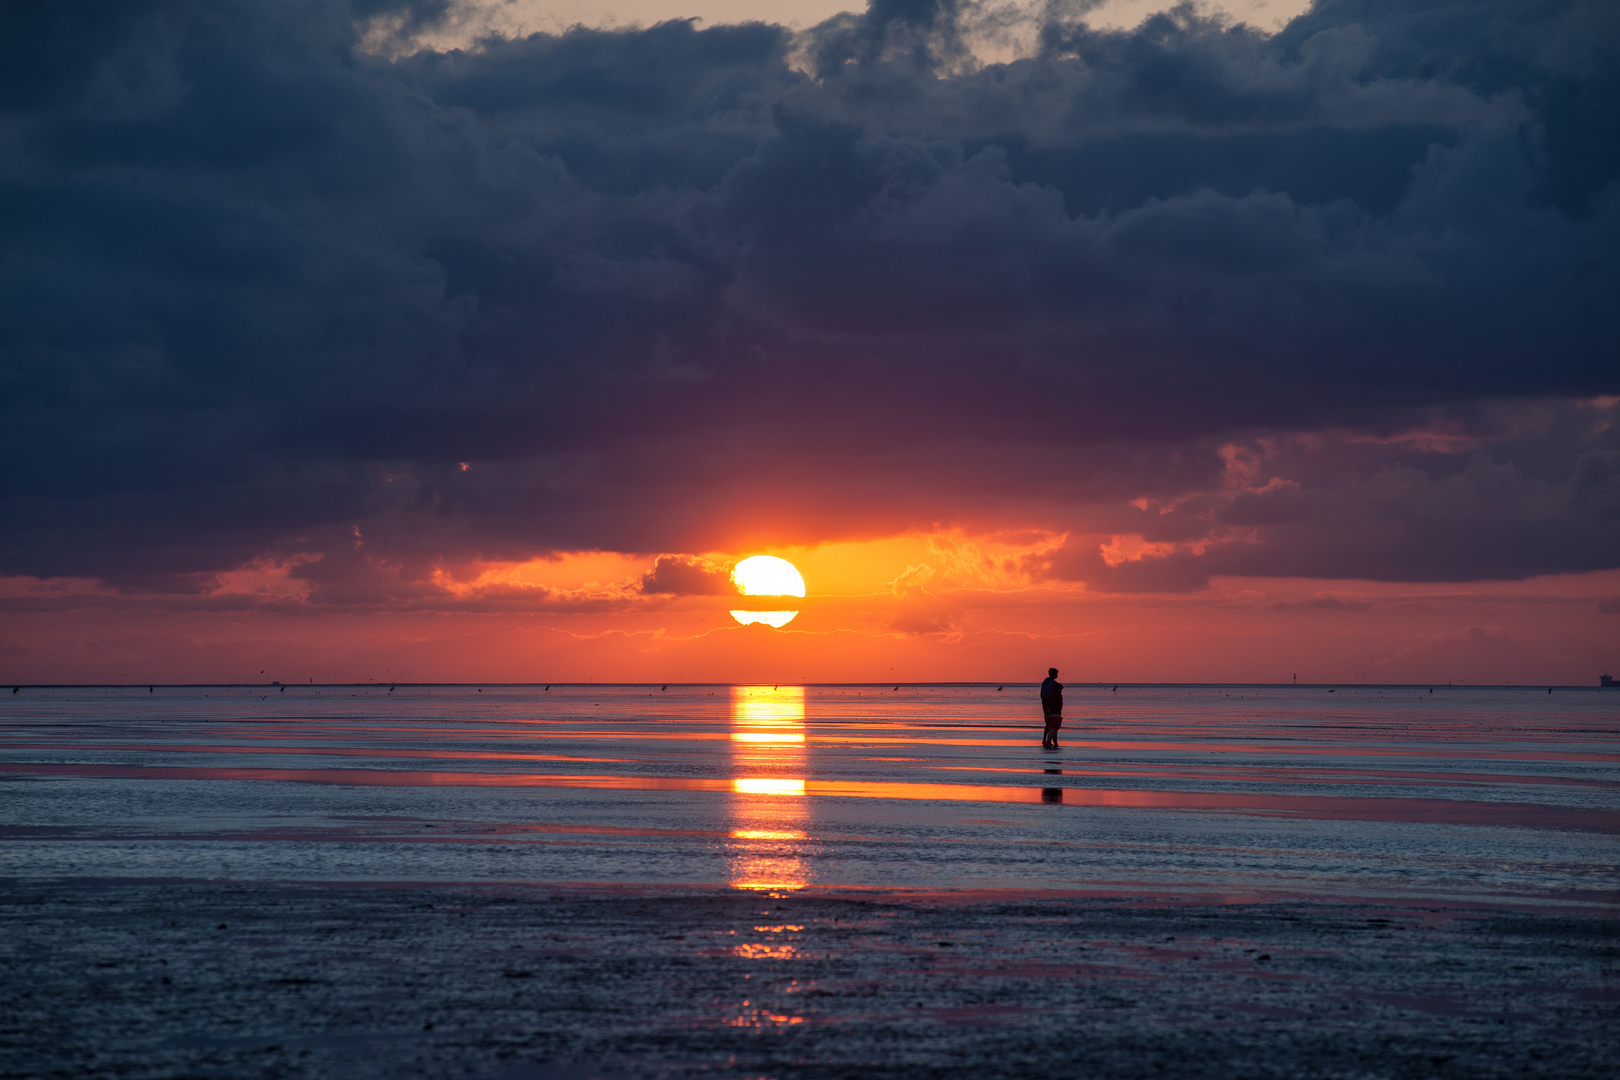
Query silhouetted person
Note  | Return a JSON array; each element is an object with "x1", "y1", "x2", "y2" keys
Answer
[{"x1": 1040, "y1": 667, "x2": 1063, "y2": 749}]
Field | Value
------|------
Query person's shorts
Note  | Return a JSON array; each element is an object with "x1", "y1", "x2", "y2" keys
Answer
[{"x1": 1043, "y1": 713, "x2": 1062, "y2": 726}]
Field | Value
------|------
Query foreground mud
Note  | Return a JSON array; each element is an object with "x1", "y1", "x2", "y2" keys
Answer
[{"x1": 3, "y1": 881, "x2": 1615, "y2": 1080}]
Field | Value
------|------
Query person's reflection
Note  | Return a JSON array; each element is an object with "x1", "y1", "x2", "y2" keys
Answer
[
  {"x1": 1042, "y1": 767, "x2": 1063, "y2": 804},
  {"x1": 729, "y1": 686, "x2": 809, "y2": 892}
]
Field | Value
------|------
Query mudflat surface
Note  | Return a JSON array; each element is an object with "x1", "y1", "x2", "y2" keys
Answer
[
  {"x1": 4, "y1": 684, "x2": 1617, "y2": 906},
  {"x1": 4, "y1": 685, "x2": 1616, "y2": 1076},
  {"x1": 3, "y1": 880, "x2": 1616, "y2": 1080}
]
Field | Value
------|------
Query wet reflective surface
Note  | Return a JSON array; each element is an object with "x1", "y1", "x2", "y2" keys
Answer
[
  {"x1": 8, "y1": 880, "x2": 1616, "y2": 1080},
  {"x1": 2, "y1": 684, "x2": 1616, "y2": 910}
]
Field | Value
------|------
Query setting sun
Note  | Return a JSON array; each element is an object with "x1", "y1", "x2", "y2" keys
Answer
[{"x1": 729, "y1": 555, "x2": 805, "y2": 628}]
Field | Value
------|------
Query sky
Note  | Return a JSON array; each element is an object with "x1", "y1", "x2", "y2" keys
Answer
[{"x1": 1, "y1": 0, "x2": 1617, "y2": 685}]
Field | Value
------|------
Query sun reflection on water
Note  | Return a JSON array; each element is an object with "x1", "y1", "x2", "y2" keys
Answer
[
  {"x1": 732, "y1": 778, "x2": 805, "y2": 795},
  {"x1": 730, "y1": 943, "x2": 798, "y2": 959},
  {"x1": 729, "y1": 685, "x2": 809, "y2": 892}
]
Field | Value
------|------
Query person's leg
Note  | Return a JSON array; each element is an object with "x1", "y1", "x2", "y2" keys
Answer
[{"x1": 1050, "y1": 715, "x2": 1062, "y2": 749}]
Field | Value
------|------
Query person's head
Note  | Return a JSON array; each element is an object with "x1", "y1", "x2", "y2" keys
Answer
[{"x1": 1048, "y1": 667, "x2": 1058, "y2": 677}]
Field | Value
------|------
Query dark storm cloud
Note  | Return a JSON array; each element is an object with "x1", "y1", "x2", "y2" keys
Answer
[
  {"x1": 1033, "y1": 398, "x2": 1620, "y2": 591},
  {"x1": 0, "y1": 0, "x2": 1616, "y2": 596}
]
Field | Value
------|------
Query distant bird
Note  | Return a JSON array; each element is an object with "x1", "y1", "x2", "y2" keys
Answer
[
  {"x1": 1328, "y1": 688, "x2": 1335, "y2": 692},
  {"x1": 11, "y1": 686, "x2": 17, "y2": 694},
  {"x1": 1112, "y1": 686, "x2": 1118, "y2": 692},
  {"x1": 148, "y1": 686, "x2": 153, "y2": 693},
  {"x1": 389, "y1": 686, "x2": 395, "y2": 692},
  {"x1": 544, "y1": 685, "x2": 550, "y2": 691},
  {"x1": 661, "y1": 685, "x2": 667, "y2": 691},
  {"x1": 893, "y1": 686, "x2": 898, "y2": 691},
  {"x1": 279, "y1": 686, "x2": 285, "y2": 693},
  {"x1": 996, "y1": 686, "x2": 1003, "y2": 691},
  {"x1": 1547, "y1": 687, "x2": 1552, "y2": 694},
  {"x1": 477, "y1": 688, "x2": 482, "y2": 692}
]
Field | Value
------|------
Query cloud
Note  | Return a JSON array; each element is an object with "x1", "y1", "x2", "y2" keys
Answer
[
  {"x1": 639, "y1": 555, "x2": 737, "y2": 595},
  {"x1": 0, "y1": 0, "x2": 1616, "y2": 601},
  {"x1": 1030, "y1": 400, "x2": 1620, "y2": 591}
]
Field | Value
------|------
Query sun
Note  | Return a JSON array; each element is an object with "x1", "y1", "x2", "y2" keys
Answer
[
  {"x1": 732, "y1": 555, "x2": 805, "y2": 597},
  {"x1": 730, "y1": 555, "x2": 805, "y2": 628}
]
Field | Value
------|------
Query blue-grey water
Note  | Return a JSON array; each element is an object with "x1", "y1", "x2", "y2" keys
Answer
[{"x1": 3, "y1": 684, "x2": 1616, "y2": 911}]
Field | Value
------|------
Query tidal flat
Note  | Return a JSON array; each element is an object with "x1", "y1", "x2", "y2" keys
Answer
[
  {"x1": 2, "y1": 684, "x2": 1616, "y2": 1077},
  {"x1": 3, "y1": 882, "x2": 1617, "y2": 1079}
]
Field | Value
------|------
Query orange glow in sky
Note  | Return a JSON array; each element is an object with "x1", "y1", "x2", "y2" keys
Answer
[{"x1": 2, "y1": 532, "x2": 1616, "y2": 685}]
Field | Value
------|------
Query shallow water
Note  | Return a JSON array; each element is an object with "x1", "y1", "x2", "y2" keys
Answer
[{"x1": 3, "y1": 683, "x2": 1616, "y2": 910}]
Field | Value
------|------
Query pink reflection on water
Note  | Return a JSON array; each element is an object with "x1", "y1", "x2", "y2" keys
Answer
[
  {"x1": 884, "y1": 761, "x2": 1620, "y2": 790},
  {"x1": 2, "y1": 760, "x2": 1613, "y2": 833},
  {"x1": 0, "y1": 743, "x2": 632, "y2": 764}
]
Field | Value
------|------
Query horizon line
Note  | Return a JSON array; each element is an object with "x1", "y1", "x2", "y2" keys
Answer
[{"x1": 3, "y1": 681, "x2": 1613, "y2": 691}]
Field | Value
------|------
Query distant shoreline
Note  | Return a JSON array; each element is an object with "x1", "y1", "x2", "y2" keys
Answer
[{"x1": 3, "y1": 682, "x2": 1615, "y2": 691}]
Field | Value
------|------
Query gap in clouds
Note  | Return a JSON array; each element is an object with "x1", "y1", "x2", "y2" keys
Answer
[{"x1": 365, "y1": 0, "x2": 1315, "y2": 61}]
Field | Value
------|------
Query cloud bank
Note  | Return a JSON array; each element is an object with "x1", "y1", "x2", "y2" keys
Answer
[{"x1": 2, "y1": 0, "x2": 1616, "y2": 601}]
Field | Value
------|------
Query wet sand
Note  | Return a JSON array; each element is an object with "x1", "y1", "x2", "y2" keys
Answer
[
  {"x1": 3, "y1": 684, "x2": 1617, "y2": 1076},
  {"x1": 4, "y1": 880, "x2": 1616, "y2": 1079}
]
